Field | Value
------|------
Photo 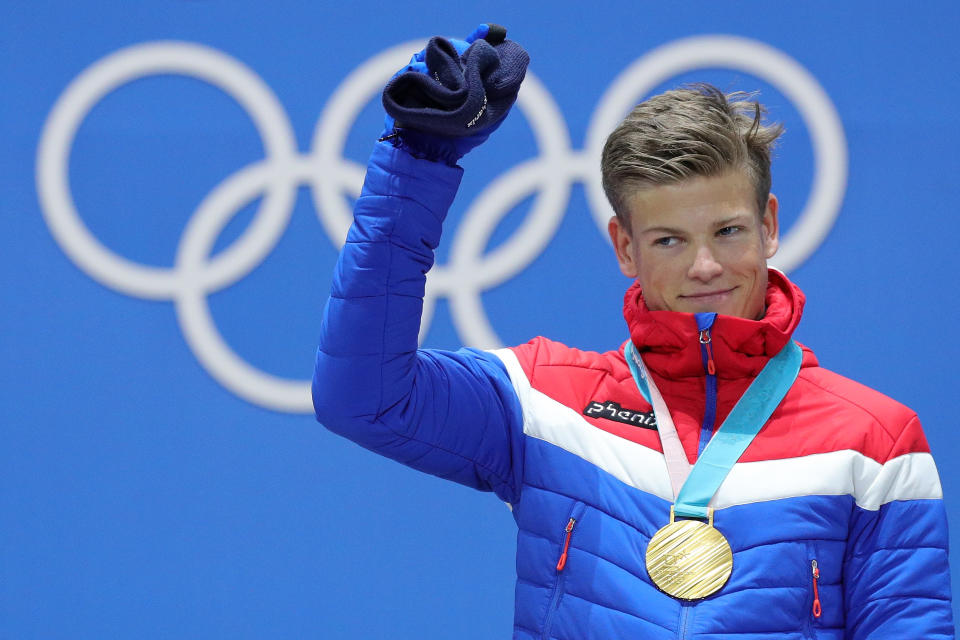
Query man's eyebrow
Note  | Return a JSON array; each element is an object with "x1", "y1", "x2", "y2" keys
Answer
[
  {"x1": 638, "y1": 225, "x2": 685, "y2": 236},
  {"x1": 714, "y1": 214, "x2": 753, "y2": 227},
  {"x1": 638, "y1": 213, "x2": 754, "y2": 236}
]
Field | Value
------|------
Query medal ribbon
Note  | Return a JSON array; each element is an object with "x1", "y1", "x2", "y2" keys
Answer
[
  {"x1": 624, "y1": 345, "x2": 691, "y2": 499},
  {"x1": 625, "y1": 338, "x2": 802, "y2": 519}
]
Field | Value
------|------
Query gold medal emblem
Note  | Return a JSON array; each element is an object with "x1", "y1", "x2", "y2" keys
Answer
[{"x1": 645, "y1": 507, "x2": 732, "y2": 600}]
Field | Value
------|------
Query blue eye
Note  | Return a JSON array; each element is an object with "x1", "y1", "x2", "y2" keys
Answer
[
  {"x1": 718, "y1": 226, "x2": 742, "y2": 237},
  {"x1": 654, "y1": 236, "x2": 679, "y2": 247}
]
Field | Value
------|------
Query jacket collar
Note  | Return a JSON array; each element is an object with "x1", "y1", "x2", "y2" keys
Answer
[{"x1": 623, "y1": 269, "x2": 807, "y2": 379}]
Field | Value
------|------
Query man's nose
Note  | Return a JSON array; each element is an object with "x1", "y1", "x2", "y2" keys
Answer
[{"x1": 688, "y1": 245, "x2": 723, "y2": 281}]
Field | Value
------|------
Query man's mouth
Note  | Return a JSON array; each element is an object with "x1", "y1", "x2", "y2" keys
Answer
[{"x1": 679, "y1": 287, "x2": 737, "y2": 301}]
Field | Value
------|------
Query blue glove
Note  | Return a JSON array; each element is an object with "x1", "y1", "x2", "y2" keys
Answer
[{"x1": 380, "y1": 24, "x2": 529, "y2": 166}]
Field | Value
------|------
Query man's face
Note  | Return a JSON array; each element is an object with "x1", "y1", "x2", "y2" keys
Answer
[{"x1": 608, "y1": 170, "x2": 779, "y2": 320}]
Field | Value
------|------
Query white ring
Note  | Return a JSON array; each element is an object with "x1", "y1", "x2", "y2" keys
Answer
[
  {"x1": 309, "y1": 42, "x2": 573, "y2": 347},
  {"x1": 310, "y1": 40, "x2": 426, "y2": 247},
  {"x1": 174, "y1": 158, "x2": 311, "y2": 412},
  {"x1": 36, "y1": 40, "x2": 299, "y2": 299},
  {"x1": 446, "y1": 73, "x2": 573, "y2": 348}
]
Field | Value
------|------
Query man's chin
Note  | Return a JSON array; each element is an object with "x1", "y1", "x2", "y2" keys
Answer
[
  {"x1": 674, "y1": 293, "x2": 740, "y2": 317},
  {"x1": 679, "y1": 305, "x2": 735, "y2": 316},
  {"x1": 673, "y1": 300, "x2": 766, "y2": 320}
]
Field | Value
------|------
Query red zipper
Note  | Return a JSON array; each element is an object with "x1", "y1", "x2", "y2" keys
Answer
[
  {"x1": 555, "y1": 518, "x2": 576, "y2": 571},
  {"x1": 811, "y1": 559, "x2": 822, "y2": 618},
  {"x1": 699, "y1": 329, "x2": 716, "y2": 375}
]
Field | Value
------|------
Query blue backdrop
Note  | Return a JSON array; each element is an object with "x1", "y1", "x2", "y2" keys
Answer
[{"x1": 3, "y1": 2, "x2": 959, "y2": 637}]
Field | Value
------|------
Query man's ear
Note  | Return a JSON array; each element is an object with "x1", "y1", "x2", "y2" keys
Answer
[
  {"x1": 762, "y1": 193, "x2": 780, "y2": 259},
  {"x1": 608, "y1": 216, "x2": 638, "y2": 278}
]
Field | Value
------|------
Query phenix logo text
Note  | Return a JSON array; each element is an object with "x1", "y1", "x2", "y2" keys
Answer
[{"x1": 582, "y1": 401, "x2": 657, "y2": 430}]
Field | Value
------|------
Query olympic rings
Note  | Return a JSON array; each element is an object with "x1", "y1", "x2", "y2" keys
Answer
[{"x1": 36, "y1": 36, "x2": 847, "y2": 413}]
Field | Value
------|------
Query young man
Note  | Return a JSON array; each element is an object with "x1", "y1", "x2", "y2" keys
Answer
[{"x1": 313, "y1": 27, "x2": 953, "y2": 638}]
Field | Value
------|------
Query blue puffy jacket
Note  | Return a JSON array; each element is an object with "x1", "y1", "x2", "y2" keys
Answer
[{"x1": 313, "y1": 140, "x2": 954, "y2": 639}]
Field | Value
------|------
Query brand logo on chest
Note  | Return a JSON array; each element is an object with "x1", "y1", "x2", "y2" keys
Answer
[{"x1": 583, "y1": 401, "x2": 657, "y2": 430}]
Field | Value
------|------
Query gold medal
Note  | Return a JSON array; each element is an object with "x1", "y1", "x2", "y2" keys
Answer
[
  {"x1": 627, "y1": 341, "x2": 801, "y2": 601},
  {"x1": 645, "y1": 507, "x2": 732, "y2": 600}
]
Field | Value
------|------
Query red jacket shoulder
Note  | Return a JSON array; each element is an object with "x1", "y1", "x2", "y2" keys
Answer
[
  {"x1": 508, "y1": 337, "x2": 636, "y2": 406},
  {"x1": 509, "y1": 336, "x2": 624, "y2": 381},
  {"x1": 793, "y1": 365, "x2": 928, "y2": 462}
]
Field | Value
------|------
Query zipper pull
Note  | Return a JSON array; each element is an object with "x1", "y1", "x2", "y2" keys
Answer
[
  {"x1": 556, "y1": 518, "x2": 576, "y2": 571},
  {"x1": 699, "y1": 329, "x2": 716, "y2": 375},
  {"x1": 811, "y1": 559, "x2": 822, "y2": 618}
]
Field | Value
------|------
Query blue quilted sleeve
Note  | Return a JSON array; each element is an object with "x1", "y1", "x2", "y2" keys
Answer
[
  {"x1": 843, "y1": 420, "x2": 954, "y2": 638},
  {"x1": 312, "y1": 140, "x2": 526, "y2": 504}
]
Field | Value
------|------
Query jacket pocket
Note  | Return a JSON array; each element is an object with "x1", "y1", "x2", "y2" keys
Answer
[{"x1": 542, "y1": 501, "x2": 586, "y2": 640}]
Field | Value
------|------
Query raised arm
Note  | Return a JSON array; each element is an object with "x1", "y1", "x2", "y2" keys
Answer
[{"x1": 312, "y1": 26, "x2": 530, "y2": 504}]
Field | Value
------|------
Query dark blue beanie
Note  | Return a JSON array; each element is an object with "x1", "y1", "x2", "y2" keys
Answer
[{"x1": 383, "y1": 35, "x2": 529, "y2": 138}]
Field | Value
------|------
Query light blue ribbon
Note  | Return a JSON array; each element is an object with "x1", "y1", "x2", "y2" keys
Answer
[
  {"x1": 624, "y1": 343, "x2": 652, "y2": 405},
  {"x1": 625, "y1": 339, "x2": 802, "y2": 519}
]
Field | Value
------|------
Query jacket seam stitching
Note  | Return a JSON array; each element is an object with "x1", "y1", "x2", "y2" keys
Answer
[
  {"x1": 555, "y1": 591, "x2": 678, "y2": 633},
  {"x1": 860, "y1": 593, "x2": 951, "y2": 603},
  {"x1": 795, "y1": 376, "x2": 907, "y2": 444},
  {"x1": 849, "y1": 543, "x2": 947, "y2": 559},
  {"x1": 370, "y1": 417, "x2": 513, "y2": 490},
  {"x1": 521, "y1": 483, "x2": 658, "y2": 538}
]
